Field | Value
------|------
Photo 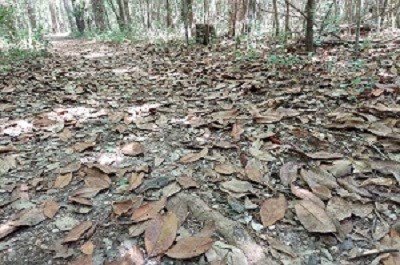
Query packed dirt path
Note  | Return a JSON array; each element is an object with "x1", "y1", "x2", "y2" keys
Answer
[{"x1": 1, "y1": 37, "x2": 400, "y2": 265}]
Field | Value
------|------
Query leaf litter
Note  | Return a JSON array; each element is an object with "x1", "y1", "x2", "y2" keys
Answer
[{"x1": 0, "y1": 35, "x2": 399, "y2": 265}]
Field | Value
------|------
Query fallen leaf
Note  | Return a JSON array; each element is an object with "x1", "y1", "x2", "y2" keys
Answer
[
  {"x1": 128, "y1": 172, "x2": 144, "y2": 191},
  {"x1": 107, "y1": 246, "x2": 145, "y2": 265},
  {"x1": 295, "y1": 200, "x2": 336, "y2": 233},
  {"x1": 121, "y1": 142, "x2": 144, "y2": 156},
  {"x1": 113, "y1": 198, "x2": 141, "y2": 216},
  {"x1": 166, "y1": 236, "x2": 214, "y2": 259},
  {"x1": 215, "y1": 162, "x2": 236, "y2": 175},
  {"x1": 326, "y1": 197, "x2": 352, "y2": 221},
  {"x1": 63, "y1": 221, "x2": 93, "y2": 243},
  {"x1": 131, "y1": 197, "x2": 167, "y2": 222},
  {"x1": 0, "y1": 144, "x2": 17, "y2": 153},
  {"x1": 306, "y1": 151, "x2": 343, "y2": 160},
  {"x1": 72, "y1": 141, "x2": 95, "y2": 153},
  {"x1": 12, "y1": 207, "x2": 46, "y2": 226},
  {"x1": 68, "y1": 254, "x2": 92, "y2": 265},
  {"x1": 260, "y1": 194, "x2": 287, "y2": 226},
  {"x1": 279, "y1": 162, "x2": 300, "y2": 186},
  {"x1": 129, "y1": 221, "x2": 149, "y2": 237},
  {"x1": 0, "y1": 221, "x2": 17, "y2": 239},
  {"x1": 244, "y1": 158, "x2": 264, "y2": 184},
  {"x1": 180, "y1": 148, "x2": 208, "y2": 163},
  {"x1": 177, "y1": 175, "x2": 199, "y2": 189},
  {"x1": 220, "y1": 179, "x2": 254, "y2": 195},
  {"x1": 54, "y1": 173, "x2": 73, "y2": 189},
  {"x1": 43, "y1": 200, "x2": 60, "y2": 219},
  {"x1": 145, "y1": 212, "x2": 178, "y2": 257},
  {"x1": 80, "y1": 241, "x2": 94, "y2": 255},
  {"x1": 84, "y1": 167, "x2": 111, "y2": 190},
  {"x1": 231, "y1": 123, "x2": 244, "y2": 141}
]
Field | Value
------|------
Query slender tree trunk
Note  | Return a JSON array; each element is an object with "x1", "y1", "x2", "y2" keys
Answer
[
  {"x1": 166, "y1": 0, "x2": 173, "y2": 28},
  {"x1": 285, "y1": 1, "x2": 290, "y2": 42},
  {"x1": 26, "y1": 0, "x2": 37, "y2": 30},
  {"x1": 62, "y1": 0, "x2": 76, "y2": 32},
  {"x1": 92, "y1": 0, "x2": 107, "y2": 31},
  {"x1": 49, "y1": 0, "x2": 59, "y2": 33},
  {"x1": 71, "y1": 0, "x2": 86, "y2": 33},
  {"x1": 272, "y1": 0, "x2": 279, "y2": 36},
  {"x1": 305, "y1": 0, "x2": 315, "y2": 52},
  {"x1": 355, "y1": 0, "x2": 362, "y2": 55},
  {"x1": 116, "y1": 0, "x2": 127, "y2": 30}
]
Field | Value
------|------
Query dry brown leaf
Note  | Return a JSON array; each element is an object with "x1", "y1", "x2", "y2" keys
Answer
[
  {"x1": 68, "y1": 254, "x2": 93, "y2": 265},
  {"x1": 84, "y1": 167, "x2": 111, "y2": 190},
  {"x1": 70, "y1": 187, "x2": 102, "y2": 198},
  {"x1": 106, "y1": 246, "x2": 144, "y2": 265},
  {"x1": 131, "y1": 197, "x2": 167, "y2": 222},
  {"x1": 260, "y1": 194, "x2": 287, "y2": 226},
  {"x1": 72, "y1": 141, "x2": 95, "y2": 153},
  {"x1": 306, "y1": 151, "x2": 344, "y2": 160},
  {"x1": 43, "y1": 200, "x2": 60, "y2": 219},
  {"x1": 59, "y1": 128, "x2": 73, "y2": 142},
  {"x1": 54, "y1": 173, "x2": 73, "y2": 189},
  {"x1": 63, "y1": 221, "x2": 93, "y2": 243},
  {"x1": 326, "y1": 197, "x2": 352, "y2": 221},
  {"x1": 295, "y1": 200, "x2": 336, "y2": 233},
  {"x1": 121, "y1": 142, "x2": 145, "y2": 156},
  {"x1": 145, "y1": 212, "x2": 178, "y2": 257},
  {"x1": 360, "y1": 177, "x2": 394, "y2": 187},
  {"x1": 128, "y1": 172, "x2": 144, "y2": 191},
  {"x1": 0, "y1": 144, "x2": 17, "y2": 153},
  {"x1": 244, "y1": 159, "x2": 264, "y2": 184},
  {"x1": 180, "y1": 148, "x2": 208, "y2": 163},
  {"x1": 112, "y1": 198, "x2": 142, "y2": 216},
  {"x1": 291, "y1": 184, "x2": 325, "y2": 209},
  {"x1": 215, "y1": 162, "x2": 236, "y2": 175},
  {"x1": 129, "y1": 221, "x2": 149, "y2": 237},
  {"x1": 80, "y1": 241, "x2": 94, "y2": 255},
  {"x1": 12, "y1": 207, "x2": 46, "y2": 227},
  {"x1": 0, "y1": 221, "x2": 17, "y2": 239},
  {"x1": 166, "y1": 236, "x2": 214, "y2": 259},
  {"x1": 177, "y1": 175, "x2": 199, "y2": 189},
  {"x1": 279, "y1": 162, "x2": 300, "y2": 186},
  {"x1": 231, "y1": 123, "x2": 244, "y2": 141}
]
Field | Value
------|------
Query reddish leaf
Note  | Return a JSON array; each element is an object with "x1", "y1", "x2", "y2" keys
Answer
[
  {"x1": 131, "y1": 197, "x2": 166, "y2": 222},
  {"x1": 166, "y1": 236, "x2": 214, "y2": 259},
  {"x1": 145, "y1": 212, "x2": 178, "y2": 257},
  {"x1": 121, "y1": 142, "x2": 144, "y2": 156},
  {"x1": 260, "y1": 194, "x2": 287, "y2": 226},
  {"x1": 63, "y1": 221, "x2": 93, "y2": 243},
  {"x1": 295, "y1": 200, "x2": 336, "y2": 233},
  {"x1": 43, "y1": 200, "x2": 60, "y2": 219}
]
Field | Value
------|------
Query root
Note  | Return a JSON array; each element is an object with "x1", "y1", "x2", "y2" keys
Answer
[{"x1": 174, "y1": 193, "x2": 277, "y2": 265}]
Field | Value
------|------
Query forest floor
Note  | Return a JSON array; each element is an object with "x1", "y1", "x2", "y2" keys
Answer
[{"x1": 0, "y1": 34, "x2": 400, "y2": 265}]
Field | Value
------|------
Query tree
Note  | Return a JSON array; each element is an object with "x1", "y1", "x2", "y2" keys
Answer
[
  {"x1": 91, "y1": 0, "x2": 107, "y2": 32},
  {"x1": 305, "y1": 0, "x2": 315, "y2": 52},
  {"x1": 71, "y1": 0, "x2": 86, "y2": 34}
]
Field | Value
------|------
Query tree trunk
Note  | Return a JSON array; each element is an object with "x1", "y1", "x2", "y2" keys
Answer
[
  {"x1": 62, "y1": 0, "x2": 76, "y2": 32},
  {"x1": 71, "y1": 0, "x2": 86, "y2": 33},
  {"x1": 166, "y1": 0, "x2": 172, "y2": 28},
  {"x1": 305, "y1": 0, "x2": 315, "y2": 52},
  {"x1": 182, "y1": 0, "x2": 193, "y2": 43},
  {"x1": 25, "y1": 0, "x2": 37, "y2": 30},
  {"x1": 272, "y1": 0, "x2": 279, "y2": 36},
  {"x1": 355, "y1": 0, "x2": 362, "y2": 55},
  {"x1": 229, "y1": 0, "x2": 238, "y2": 37},
  {"x1": 91, "y1": 0, "x2": 107, "y2": 31},
  {"x1": 116, "y1": 0, "x2": 127, "y2": 30},
  {"x1": 49, "y1": 0, "x2": 59, "y2": 33},
  {"x1": 285, "y1": 1, "x2": 290, "y2": 42}
]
